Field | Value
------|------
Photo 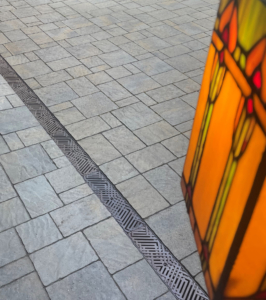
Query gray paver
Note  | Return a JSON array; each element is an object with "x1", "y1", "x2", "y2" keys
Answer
[
  {"x1": 168, "y1": 156, "x2": 186, "y2": 177},
  {"x1": 181, "y1": 91, "x2": 199, "y2": 108},
  {"x1": 41, "y1": 140, "x2": 63, "y2": 159},
  {"x1": 72, "y1": 92, "x2": 117, "y2": 118},
  {"x1": 146, "y1": 202, "x2": 196, "y2": 259},
  {"x1": 0, "y1": 257, "x2": 34, "y2": 288},
  {"x1": 100, "y1": 157, "x2": 139, "y2": 184},
  {"x1": 47, "y1": 56, "x2": 80, "y2": 71},
  {"x1": 175, "y1": 78, "x2": 200, "y2": 93},
  {"x1": 103, "y1": 125, "x2": 145, "y2": 155},
  {"x1": 2, "y1": 132, "x2": 24, "y2": 151},
  {"x1": 0, "y1": 136, "x2": 9, "y2": 155},
  {"x1": 134, "y1": 121, "x2": 178, "y2": 145},
  {"x1": 112, "y1": 102, "x2": 161, "y2": 130},
  {"x1": 0, "y1": 166, "x2": 16, "y2": 203},
  {"x1": 15, "y1": 175, "x2": 63, "y2": 217},
  {"x1": 162, "y1": 135, "x2": 189, "y2": 158},
  {"x1": 79, "y1": 134, "x2": 121, "y2": 165},
  {"x1": 147, "y1": 85, "x2": 184, "y2": 102},
  {"x1": 47, "y1": 262, "x2": 126, "y2": 300},
  {"x1": 59, "y1": 184, "x2": 93, "y2": 205},
  {"x1": 13, "y1": 60, "x2": 51, "y2": 79},
  {"x1": 165, "y1": 54, "x2": 204, "y2": 73},
  {"x1": 133, "y1": 57, "x2": 172, "y2": 76},
  {"x1": 17, "y1": 126, "x2": 50, "y2": 146},
  {"x1": 99, "y1": 50, "x2": 136, "y2": 67},
  {"x1": 0, "y1": 106, "x2": 39, "y2": 134},
  {"x1": 5, "y1": 39, "x2": 39, "y2": 55},
  {"x1": 66, "y1": 77, "x2": 99, "y2": 96},
  {"x1": 54, "y1": 107, "x2": 85, "y2": 125},
  {"x1": 0, "y1": 273, "x2": 49, "y2": 300},
  {"x1": 114, "y1": 259, "x2": 168, "y2": 300},
  {"x1": 7, "y1": 94, "x2": 24, "y2": 107},
  {"x1": 67, "y1": 44, "x2": 102, "y2": 59},
  {"x1": 98, "y1": 80, "x2": 131, "y2": 101},
  {"x1": 136, "y1": 36, "x2": 170, "y2": 51},
  {"x1": 0, "y1": 197, "x2": 29, "y2": 232},
  {"x1": 0, "y1": 228, "x2": 26, "y2": 267},
  {"x1": 66, "y1": 65, "x2": 91, "y2": 78},
  {"x1": 101, "y1": 112, "x2": 122, "y2": 128},
  {"x1": 118, "y1": 73, "x2": 160, "y2": 94},
  {"x1": 106, "y1": 66, "x2": 131, "y2": 79},
  {"x1": 30, "y1": 232, "x2": 97, "y2": 286},
  {"x1": 0, "y1": 144, "x2": 56, "y2": 184},
  {"x1": 66, "y1": 117, "x2": 110, "y2": 140},
  {"x1": 126, "y1": 144, "x2": 175, "y2": 173},
  {"x1": 53, "y1": 156, "x2": 71, "y2": 168},
  {"x1": 35, "y1": 82, "x2": 78, "y2": 106},
  {"x1": 117, "y1": 175, "x2": 168, "y2": 218},
  {"x1": 0, "y1": 96, "x2": 12, "y2": 110},
  {"x1": 87, "y1": 71, "x2": 112, "y2": 85},
  {"x1": 157, "y1": 292, "x2": 176, "y2": 300},
  {"x1": 152, "y1": 69, "x2": 187, "y2": 86},
  {"x1": 85, "y1": 216, "x2": 143, "y2": 274},
  {"x1": 181, "y1": 252, "x2": 202, "y2": 276},
  {"x1": 152, "y1": 99, "x2": 195, "y2": 126},
  {"x1": 195, "y1": 272, "x2": 207, "y2": 291},
  {"x1": 51, "y1": 194, "x2": 110, "y2": 236},
  {"x1": 144, "y1": 165, "x2": 183, "y2": 204},
  {"x1": 16, "y1": 214, "x2": 62, "y2": 253},
  {"x1": 35, "y1": 70, "x2": 72, "y2": 87},
  {"x1": 45, "y1": 165, "x2": 84, "y2": 194}
]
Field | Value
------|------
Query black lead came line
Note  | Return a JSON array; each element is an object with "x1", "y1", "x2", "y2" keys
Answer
[{"x1": 0, "y1": 55, "x2": 208, "y2": 300}]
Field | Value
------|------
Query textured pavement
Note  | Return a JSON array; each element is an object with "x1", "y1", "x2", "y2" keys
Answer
[{"x1": 0, "y1": 0, "x2": 218, "y2": 298}]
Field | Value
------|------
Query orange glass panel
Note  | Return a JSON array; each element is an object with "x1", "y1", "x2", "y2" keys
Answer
[
  {"x1": 254, "y1": 94, "x2": 266, "y2": 134},
  {"x1": 219, "y1": 1, "x2": 234, "y2": 33},
  {"x1": 261, "y1": 55, "x2": 266, "y2": 104},
  {"x1": 209, "y1": 125, "x2": 266, "y2": 288},
  {"x1": 183, "y1": 44, "x2": 216, "y2": 182},
  {"x1": 212, "y1": 31, "x2": 224, "y2": 51},
  {"x1": 225, "y1": 178, "x2": 266, "y2": 297},
  {"x1": 245, "y1": 39, "x2": 266, "y2": 77},
  {"x1": 224, "y1": 49, "x2": 252, "y2": 96},
  {"x1": 192, "y1": 72, "x2": 241, "y2": 239},
  {"x1": 228, "y1": 7, "x2": 237, "y2": 53},
  {"x1": 233, "y1": 96, "x2": 245, "y2": 131},
  {"x1": 205, "y1": 271, "x2": 214, "y2": 300}
]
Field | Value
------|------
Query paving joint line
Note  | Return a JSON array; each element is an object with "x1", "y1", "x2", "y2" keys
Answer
[{"x1": 0, "y1": 54, "x2": 209, "y2": 300}]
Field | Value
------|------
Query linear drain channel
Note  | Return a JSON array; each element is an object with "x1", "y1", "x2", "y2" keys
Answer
[{"x1": 0, "y1": 55, "x2": 209, "y2": 300}]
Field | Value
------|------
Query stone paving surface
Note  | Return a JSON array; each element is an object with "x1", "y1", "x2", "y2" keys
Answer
[{"x1": 0, "y1": 0, "x2": 219, "y2": 296}]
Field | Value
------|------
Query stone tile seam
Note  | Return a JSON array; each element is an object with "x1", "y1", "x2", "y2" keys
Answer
[{"x1": 0, "y1": 55, "x2": 208, "y2": 300}]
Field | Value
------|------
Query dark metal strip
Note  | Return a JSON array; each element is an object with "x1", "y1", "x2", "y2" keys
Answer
[{"x1": 0, "y1": 55, "x2": 209, "y2": 300}]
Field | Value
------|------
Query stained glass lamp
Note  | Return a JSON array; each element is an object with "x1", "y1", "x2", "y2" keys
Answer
[{"x1": 181, "y1": 0, "x2": 266, "y2": 299}]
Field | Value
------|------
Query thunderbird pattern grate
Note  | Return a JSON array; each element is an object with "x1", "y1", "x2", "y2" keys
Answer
[{"x1": 0, "y1": 55, "x2": 209, "y2": 300}]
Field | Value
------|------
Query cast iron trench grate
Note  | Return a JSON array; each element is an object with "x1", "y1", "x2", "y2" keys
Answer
[{"x1": 0, "y1": 55, "x2": 209, "y2": 300}]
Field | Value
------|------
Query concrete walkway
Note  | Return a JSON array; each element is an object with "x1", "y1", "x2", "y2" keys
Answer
[{"x1": 0, "y1": 0, "x2": 218, "y2": 298}]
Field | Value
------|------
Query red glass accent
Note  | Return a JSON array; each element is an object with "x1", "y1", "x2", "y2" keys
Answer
[
  {"x1": 247, "y1": 98, "x2": 253, "y2": 114},
  {"x1": 222, "y1": 27, "x2": 229, "y2": 44},
  {"x1": 203, "y1": 244, "x2": 209, "y2": 262},
  {"x1": 219, "y1": 51, "x2": 224, "y2": 63},
  {"x1": 255, "y1": 291, "x2": 266, "y2": 298},
  {"x1": 253, "y1": 70, "x2": 262, "y2": 89},
  {"x1": 241, "y1": 140, "x2": 248, "y2": 152}
]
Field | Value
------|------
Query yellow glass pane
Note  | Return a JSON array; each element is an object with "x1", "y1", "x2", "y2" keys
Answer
[
  {"x1": 209, "y1": 125, "x2": 266, "y2": 288},
  {"x1": 228, "y1": 7, "x2": 237, "y2": 53},
  {"x1": 183, "y1": 44, "x2": 216, "y2": 182},
  {"x1": 225, "y1": 178, "x2": 266, "y2": 297},
  {"x1": 192, "y1": 71, "x2": 241, "y2": 239},
  {"x1": 234, "y1": 46, "x2": 241, "y2": 61},
  {"x1": 212, "y1": 31, "x2": 224, "y2": 51},
  {"x1": 238, "y1": 0, "x2": 266, "y2": 52}
]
